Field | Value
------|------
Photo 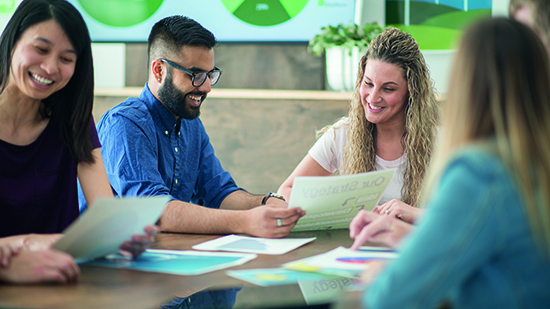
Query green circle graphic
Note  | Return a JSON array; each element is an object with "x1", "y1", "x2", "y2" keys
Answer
[
  {"x1": 222, "y1": 0, "x2": 308, "y2": 27},
  {"x1": 77, "y1": 0, "x2": 164, "y2": 27},
  {"x1": 0, "y1": 0, "x2": 16, "y2": 14}
]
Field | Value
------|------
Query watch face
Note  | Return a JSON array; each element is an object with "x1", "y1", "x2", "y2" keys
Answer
[
  {"x1": 262, "y1": 192, "x2": 285, "y2": 205},
  {"x1": 273, "y1": 193, "x2": 285, "y2": 200}
]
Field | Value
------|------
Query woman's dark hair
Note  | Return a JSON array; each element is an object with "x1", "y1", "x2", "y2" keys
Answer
[{"x1": 0, "y1": 0, "x2": 95, "y2": 163}]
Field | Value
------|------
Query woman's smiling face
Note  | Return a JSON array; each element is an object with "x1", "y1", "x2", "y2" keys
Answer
[
  {"x1": 360, "y1": 59, "x2": 409, "y2": 127},
  {"x1": 9, "y1": 19, "x2": 76, "y2": 101}
]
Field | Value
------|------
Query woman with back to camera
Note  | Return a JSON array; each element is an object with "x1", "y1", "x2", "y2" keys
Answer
[
  {"x1": 278, "y1": 27, "x2": 439, "y2": 224},
  {"x1": 0, "y1": 0, "x2": 155, "y2": 284},
  {"x1": 349, "y1": 17, "x2": 550, "y2": 308}
]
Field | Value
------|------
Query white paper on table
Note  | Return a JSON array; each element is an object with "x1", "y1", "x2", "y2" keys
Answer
[
  {"x1": 288, "y1": 169, "x2": 396, "y2": 231},
  {"x1": 298, "y1": 276, "x2": 357, "y2": 305},
  {"x1": 52, "y1": 196, "x2": 170, "y2": 261},
  {"x1": 192, "y1": 234, "x2": 316, "y2": 255}
]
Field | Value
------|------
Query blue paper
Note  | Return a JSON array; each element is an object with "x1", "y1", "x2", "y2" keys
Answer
[{"x1": 83, "y1": 249, "x2": 256, "y2": 275}]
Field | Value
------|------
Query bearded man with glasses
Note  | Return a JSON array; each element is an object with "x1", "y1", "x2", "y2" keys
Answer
[
  {"x1": 78, "y1": 15, "x2": 306, "y2": 307},
  {"x1": 81, "y1": 16, "x2": 305, "y2": 237}
]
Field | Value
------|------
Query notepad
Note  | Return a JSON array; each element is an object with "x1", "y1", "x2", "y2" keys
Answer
[{"x1": 52, "y1": 196, "x2": 170, "y2": 261}]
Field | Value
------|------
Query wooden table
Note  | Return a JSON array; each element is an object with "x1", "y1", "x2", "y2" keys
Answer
[{"x1": 0, "y1": 230, "x2": 355, "y2": 309}]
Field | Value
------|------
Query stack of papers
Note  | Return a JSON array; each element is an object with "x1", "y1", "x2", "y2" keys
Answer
[
  {"x1": 283, "y1": 246, "x2": 398, "y2": 278},
  {"x1": 226, "y1": 246, "x2": 397, "y2": 287},
  {"x1": 226, "y1": 268, "x2": 339, "y2": 287}
]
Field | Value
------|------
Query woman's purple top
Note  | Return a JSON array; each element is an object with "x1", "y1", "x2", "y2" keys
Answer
[{"x1": 0, "y1": 119, "x2": 100, "y2": 237}]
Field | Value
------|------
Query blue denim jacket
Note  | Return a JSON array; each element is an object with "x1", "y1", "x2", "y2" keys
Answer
[{"x1": 365, "y1": 147, "x2": 550, "y2": 308}]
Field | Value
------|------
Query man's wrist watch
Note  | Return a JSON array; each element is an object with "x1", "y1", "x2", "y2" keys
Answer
[{"x1": 261, "y1": 192, "x2": 286, "y2": 205}]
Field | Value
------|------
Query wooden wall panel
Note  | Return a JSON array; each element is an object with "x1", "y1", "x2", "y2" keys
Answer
[
  {"x1": 213, "y1": 44, "x2": 324, "y2": 90},
  {"x1": 124, "y1": 43, "x2": 325, "y2": 90},
  {"x1": 200, "y1": 97, "x2": 349, "y2": 194},
  {"x1": 92, "y1": 92, "x2": 350, "y2": 195},
  {"x1": 125, "y1": 44, "x2": 148, "y2": 87}
]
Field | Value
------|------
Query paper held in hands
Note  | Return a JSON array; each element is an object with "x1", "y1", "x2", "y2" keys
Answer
[
  {"x1": 52, "y1": 196, "x2": 170, "y2": 262},
  {"x1": 289, "y1": 169, "x2": 396, "y2": 232}
]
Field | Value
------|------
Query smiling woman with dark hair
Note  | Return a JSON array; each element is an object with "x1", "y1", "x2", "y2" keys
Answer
[
  {"x1": 0, "y1": 0, "x2": 101, "y2": 237},
  {"x1": 0, "y1": 0, "x2": 155, "y2": 284}
]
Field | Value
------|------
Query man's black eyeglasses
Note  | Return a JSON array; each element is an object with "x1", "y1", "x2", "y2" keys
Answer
[{"x1": 159, "y1": 58, "x2": 222, "y2": 87}]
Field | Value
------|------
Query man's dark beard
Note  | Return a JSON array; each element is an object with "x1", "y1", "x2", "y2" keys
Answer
[{"x1": 158, "y1": 70, "x2": 205, "y2": 120}]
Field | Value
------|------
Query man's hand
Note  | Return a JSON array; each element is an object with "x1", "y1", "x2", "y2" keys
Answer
[
  {"x1": 349, "y1": 210, "x2": 414, "y2": 249},
  {"x1": 243, "y1": 206, "x2": 305, "y2": 238},
  {"x1": 0, "y1": 249, "x2": 79, "y2": 284},
  {"x1": 264, "y1": 197, "x2": 288, "y2": 208},
  {"x1": 119, "y1": 225, "x2": 159, "y2": 258},
  {"x1": 373, "y1": 199, "x2": 423, "y2": 224}
]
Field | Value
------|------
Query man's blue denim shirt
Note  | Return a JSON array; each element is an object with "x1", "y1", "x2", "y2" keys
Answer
[
  {"x1": 79, "y1": 84, "x2": 243, "y2": 307},
  {"x1": 79, "y1": 84, "x2": 242, "y2": 211}
]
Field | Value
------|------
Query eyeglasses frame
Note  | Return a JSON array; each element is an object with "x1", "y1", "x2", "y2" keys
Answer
[{"x1": 159, "y1": 58, "x2": 222, "y2": 87}]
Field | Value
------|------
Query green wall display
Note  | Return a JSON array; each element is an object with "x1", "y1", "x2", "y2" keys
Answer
[
  {"x1": 77, "y1": 0, "x2": 164, "y2": 27},
  {"x1": 221, "y1": 0, "x2": 308, "y2": 27}
]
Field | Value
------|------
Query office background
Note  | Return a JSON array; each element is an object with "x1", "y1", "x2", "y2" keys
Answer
[{"x1": 0, "y1": 0, "x2": 511, "y2": 194}]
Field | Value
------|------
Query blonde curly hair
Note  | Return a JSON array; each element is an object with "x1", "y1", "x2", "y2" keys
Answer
[{"x1": 341, "y1": 27, "x2": 439, "y2": 207}]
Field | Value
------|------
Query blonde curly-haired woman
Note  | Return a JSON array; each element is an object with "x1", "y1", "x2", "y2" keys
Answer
[{"x1": 278, "y1": 27, "x2": 439, "y2": 224}]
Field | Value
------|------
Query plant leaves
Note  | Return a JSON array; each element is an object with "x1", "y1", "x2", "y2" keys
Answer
[{"x1": 307, "y1": 21, "x2": 384, "y2": 56}]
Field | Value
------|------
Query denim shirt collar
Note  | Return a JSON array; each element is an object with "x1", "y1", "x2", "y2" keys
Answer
[{"x1": 140, "y1": 83, "x2": 180, "y2": 134}]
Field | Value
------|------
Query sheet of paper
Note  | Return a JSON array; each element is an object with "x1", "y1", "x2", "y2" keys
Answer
[
  {"x1": 226, "y1": 268, "x2": 339, "y2": 287},
  {"x1": 226, "y1": 268, "x2": 357, "y2": 305},
  {"x1": 283, "y1": 246, "x2": 398, "y2": 277},
  {"x1": 192, "y1": 234, "x2": 316, "y2": 255},
  {"x1": 84, "y1": 249, "x2": 257, "y2": 275},
  {"x1": 359, "y1": 246, "x2": 393, "y2": 252},
  {"x1": 298, "y1": 276, "x2": 359, "y2": 305},
  {"x1": 52, "y1": 196, "x2": 170, "y2": 261},
  {"x1": 288, "y1": 169, "x2": 396, "y2": 231}
]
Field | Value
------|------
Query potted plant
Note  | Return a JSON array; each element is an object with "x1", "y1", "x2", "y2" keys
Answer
[{"x1": 308, "y1": 22, "x2": 383, "y2": 92}]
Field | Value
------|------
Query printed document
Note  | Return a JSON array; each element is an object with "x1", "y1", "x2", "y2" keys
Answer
[
  {"x1": 289, "y1": 169, "x2": 395, "y2": 231},
  {"x1": 52, "y1": 196, "x2": 169, "y2": 261}
]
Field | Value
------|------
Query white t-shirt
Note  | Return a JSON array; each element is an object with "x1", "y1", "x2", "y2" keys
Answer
[{"x1": 308, "y1": 118, "x2": 406, "y2": 205}]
